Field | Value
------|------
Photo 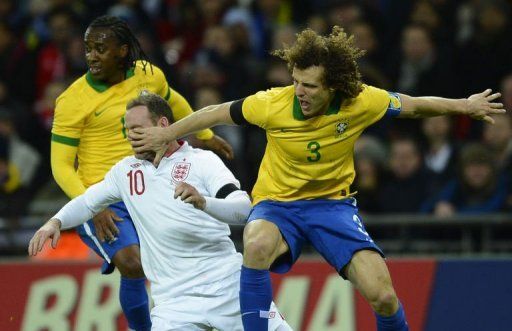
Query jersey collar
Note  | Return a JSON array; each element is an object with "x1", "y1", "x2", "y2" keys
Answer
[
  {"x1": 292, "y1": 90, "x2": 342, "y2": 120},
  {"x1": 85, "y1": 67, "x2": 135, "y2": 93},
  {"x1": 163, "y1": 140, "x2": 187, "y2": 158}
]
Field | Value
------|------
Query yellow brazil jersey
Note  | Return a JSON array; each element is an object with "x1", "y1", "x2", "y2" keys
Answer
[
  {"x1": 52, "y1": 61, "x2": 213, "y2": 193},
  {"x1": 240, "y1": 84, "x2": 400, "y2": 204}
]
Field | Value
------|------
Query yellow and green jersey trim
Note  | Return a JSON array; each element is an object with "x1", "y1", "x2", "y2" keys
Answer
[
  {"x1": 51, "y1": 133, "x2": 79, "y2": 146},
  {"x1": 292, "y1": 91, "x2": 343, "y2": 120}
]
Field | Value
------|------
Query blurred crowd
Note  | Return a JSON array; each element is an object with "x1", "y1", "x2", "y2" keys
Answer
[{"x1": 1, "y1": 0, "x2": 512, "y2": 228}]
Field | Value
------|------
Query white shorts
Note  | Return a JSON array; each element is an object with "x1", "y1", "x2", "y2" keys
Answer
[{"x1": 151, "y1": 270, "x2": 291, "y2": 331}]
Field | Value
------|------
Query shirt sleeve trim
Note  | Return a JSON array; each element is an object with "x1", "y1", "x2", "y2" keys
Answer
[
  {"x1": 164, "y1": 87, "x2": 171, "y2": 101},
  {"x1": 229, "y1": 99, "x2": 249, "y2": 125},
  {"x1": 51, "y1": 133, "x2": 80, "y2": 146}
]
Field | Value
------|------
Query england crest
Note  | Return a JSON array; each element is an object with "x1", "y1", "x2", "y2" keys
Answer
[{"x1": 171, "y1": 162, "x2": 191, "y2": 182}]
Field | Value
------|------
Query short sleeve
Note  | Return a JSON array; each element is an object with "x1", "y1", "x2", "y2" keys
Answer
[
  {"x1": 200, "y1": 152, "x2": 240, "y2": 197},
  {"x1": 241, "y1": 90, "x2": 271, "y2": 129},
  {"x1": 362, "y1": 85, "x2": 402, "y2": 126},
  {"x1": 51, "y1": 93, "x2": 87, "y2": 146},
  {"x1": 150, "y1": 64, "x2": 171, "y2": 101}
]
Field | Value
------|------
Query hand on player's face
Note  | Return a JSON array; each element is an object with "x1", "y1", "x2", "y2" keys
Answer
[
  {"x1": 466, "y1": 89, "x2": 506, "y2": 124},
  {"x1": 125, "y1": 107, "x2": 169, "y2": 166},
  {"x1": 128, "y1": 126, "x2": 169, "y2": 166},
  {"x1": 93, "y1": 208, "x2": 122, "y2": 243},
  {"x1": 28, "y1": 219, "x2": 61, "y2": 256},
  {"x1": 174, "y1": 182, "x2": 206, "y2": 210}
]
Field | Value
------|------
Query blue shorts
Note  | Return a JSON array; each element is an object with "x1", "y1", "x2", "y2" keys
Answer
[
  {"x1": 76, "y1": 201, "x2": 139, "y2": 274},
  {"x1": 248, "y1": 199, "x2": 384, "y2": 278}
]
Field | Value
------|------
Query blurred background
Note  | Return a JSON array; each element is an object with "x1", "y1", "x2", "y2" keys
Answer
[{"x1": 0, "y1": 0, "x2": 511, "y2": 330}]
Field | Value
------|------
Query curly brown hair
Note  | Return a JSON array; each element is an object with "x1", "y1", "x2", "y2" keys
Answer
[{"x1": 272, "y1": 26, "x2": 365, "y2": 100}]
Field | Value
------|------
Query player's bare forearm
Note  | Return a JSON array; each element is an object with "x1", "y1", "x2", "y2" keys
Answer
[
  {"x1": 129, "y1": 102, "x2": 235, "y2": 146},
  {"x1": 398, "y1": 94, "x2": 468, "y2": 118},
  {"x1": 169, "y1": 102, "x2": 235, "y2": 141},
  {"x1": 398, "y1": 89, "x2": 505, "y2": 123}
]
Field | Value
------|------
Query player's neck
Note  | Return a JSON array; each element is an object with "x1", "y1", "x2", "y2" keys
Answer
[
  {"x1": 164, "y1": 140, "x2": 181, "y2": 157},
  {"x1": 104, "y1": 70, "x2": 126, "y2": 85}
]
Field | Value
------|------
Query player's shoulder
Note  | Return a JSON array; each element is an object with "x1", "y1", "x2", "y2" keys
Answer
[
  {"x1": 112, "y1": 156, "x2": 145, "y2": 173},
  {"x1": 352, "y1": 84, "x2": 389, "y2": 107},
  {"x1": 56, "y1": 74, "x2": 88, "y2": 105},
  {"x1": 118, "y1": 155, "x2": 141, "y2": 166},
  {"x1": 187, "y1": 145, "x2": 225, "y2": 167},
  {"x1": 252, "y1": 85, "x2": 294, "y2": 102},
  {"x1": 133, "y1": 60, "x2": 165, "y2": 79},
  {"x1": 358, "y1": 84, "x2": 388, "y2": 99}
]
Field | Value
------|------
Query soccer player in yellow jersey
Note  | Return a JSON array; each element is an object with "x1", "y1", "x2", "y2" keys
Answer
[
  {"x1": 130, "y1": 27, "x2": 505, "y2": 331},
  {"x1": 51, "y1": 16, "x2": 233, "y2": 331}
]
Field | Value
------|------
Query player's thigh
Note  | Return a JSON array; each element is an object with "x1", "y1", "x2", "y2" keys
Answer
[
  {"x1": 206, "y1": 271, "x2": 243, "y2": 331},
  {"x1": 305, "y1": 199, "x2": 383, "y2": 278},
  {"x1": 151, "y1": 299, "x2": 211, "y2": 331},
  {"x1": 243, "y1": 219, "x2": 289, "y2": 264},
  {"x1": 151, "y1": 316, "x2": 211, "y2": 331},
  {"x1": 76, "y1": 202, "x2": 140, "y2": 274},
  {"x1": 344, "y1": 249, "x2": 395, "y2": 300}
]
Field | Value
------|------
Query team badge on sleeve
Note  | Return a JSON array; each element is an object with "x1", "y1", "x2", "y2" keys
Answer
[
  {"x1": 386, "y1": 92, "x2": 402, "y2": 117},
  {"x1": 171, "y1": 162, "x2": 191, "y2": 182}
]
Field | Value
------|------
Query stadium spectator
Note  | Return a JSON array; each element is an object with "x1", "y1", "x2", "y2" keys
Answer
[
  {"x1": 350, "y1": 20, "x2": 389, "y2": 88},
  {"x1": 0, "y1": 110, "x2": 41, "y2": 218},
  {"x1": 423, "y1": 143, "x2": 509, "y2": 216},
  {"x1": 391, "y1": 23, "x2": 454, "y2": 97},
  {"x1": 500, "y1": 73, "x2": 512, "y2": 115},
  {"x1": 34, "y1": 79, "x2": 67, "y2": 132},
  {"x1": 421, "y1": 116, "x2": 458, "y2": 191},
  {"x1": 354, "y1": 135, "x2": 387, "y2": 214},
  {"x1": 0, "y1": 134, "x2": 21, "y2": 219},
  {"x1": 379, "y1": 136, "x2": 436, "y2": 213},
  {"x1": 35, "y1": 6, "x2": 81, "y2": 100},
  {"x1": 456, "y1": 0, "x2": 512, "y2": 95},
  {"x1": 483, "y1": 114, "x2": 512, "y2": 171},
  {"x1": 0, "y1": 21, "x2": 36, "y2": 105}
]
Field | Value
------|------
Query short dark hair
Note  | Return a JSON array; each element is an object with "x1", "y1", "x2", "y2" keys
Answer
[
  {"x1": 126, "y1": 91, "x2": 174, "y2": 124},
  {"x1": 272, "y1": 26, "x2": 364, "y2": 100}
]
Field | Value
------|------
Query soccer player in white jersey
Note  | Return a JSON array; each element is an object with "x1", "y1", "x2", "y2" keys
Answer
[{"x1": 28, "y1": 92, "x2": 291, "y2": 331}]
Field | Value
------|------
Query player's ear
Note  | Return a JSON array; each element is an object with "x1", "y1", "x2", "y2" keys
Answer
[{"x1": 158, "y1": 116, "x2": 169, "y2": 127}]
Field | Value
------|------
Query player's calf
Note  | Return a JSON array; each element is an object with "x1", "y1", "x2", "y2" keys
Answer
[{"x1": 113, "y1": 245, "x2": 145, "y2": 278}]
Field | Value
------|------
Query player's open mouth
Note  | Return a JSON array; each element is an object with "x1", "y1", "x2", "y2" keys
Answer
[
  {"x1": 299, "y1": 100, "x2": 310, "y2": 111},
  {"x1": 89, "y1": 65, "x2": 101, "y2": 74}
]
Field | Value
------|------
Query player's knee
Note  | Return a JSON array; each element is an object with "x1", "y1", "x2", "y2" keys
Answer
[
  {"x1": 115, "y1": 255, "x2": 144, "y2": 278},
  {"x1": 243, "y1": 236, "x2": 276, "y2": 266},
  {"x1": 369, "y1": 288, "x2": 398, "y2": 316}
]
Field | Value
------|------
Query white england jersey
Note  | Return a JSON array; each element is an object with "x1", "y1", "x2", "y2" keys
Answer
[{"x1": 60, "y1": 142, "x2": 243, "y2": 306}]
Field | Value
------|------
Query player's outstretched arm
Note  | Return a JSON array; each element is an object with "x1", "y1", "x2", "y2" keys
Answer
[
  {"x1": 398, "y1": 89, "x2": 506, "y2": 123},
  {"x1": 129, "y1": 102, "x2": 235, "y2": 165},
  {"x1": 175, "y1": 182, "x2": 251, "y2": 225},
  {"x1": 168, "y1": 88, "x2": 234, "y2": 160},
  {"x1": 28, "y1": 218, "x2": 62, "y2": 256}
]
